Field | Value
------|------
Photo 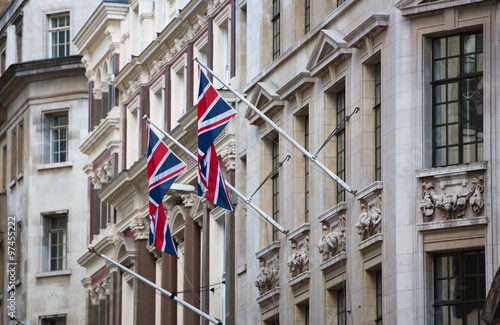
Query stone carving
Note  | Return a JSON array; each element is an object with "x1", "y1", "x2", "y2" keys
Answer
[
  {"x1": 89, "y1": 288, "x2": 99, "y2": 305},
  {"x1": 255, "y1": 256, "x2": 279, "y2": 295},
  {"x1": 181, "y1": 193, "x2": 197, "y2": 207},
  {"x1": 355, "y1": 198, "x2": 382, "y2": 241},
  {"x1": 318, "y1": 217, "x2": 346, "y2": 261},
  {"x1": 220, "y1": 142, "x2": 236, "y2": 171},
  {"x1": 286, "y1": 239, "x2": 309, "y2": 277},
  {"x1": 419, "y1": 177, "x2": 484, "y2": 221},
  {"x1": 130, "y1": 216, "x2": 149, "y2": 240}
]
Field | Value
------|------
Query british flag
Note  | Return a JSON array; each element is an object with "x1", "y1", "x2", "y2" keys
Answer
[
  {"x1": 197, "y1": 68, "x2": 236, "y2": 210},
  {"x1": 147, "y1": 124, "x2": 186, "y2": 257},
  {"x1": 197, "y1": 69, "x2": 237, "y2": 156}
]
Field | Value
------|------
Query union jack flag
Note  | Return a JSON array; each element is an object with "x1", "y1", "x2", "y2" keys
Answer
[
  {"x1": 147, "y1": 124, "x2": 186, "y2": 257},
  {"x1": 197, "y1": 68, "x2": 236, "y2": 210},
  {"x1": 197, "y1": 69, "x2": 237, "y2": 156}
]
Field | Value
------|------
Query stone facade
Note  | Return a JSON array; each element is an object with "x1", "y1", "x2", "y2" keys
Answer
[
  {"x1": 234, "y1": 0, "x2": 500, "y2": 324},
  {"x1": 0, "y1": 1, "x2": 101, "y2": 324}
]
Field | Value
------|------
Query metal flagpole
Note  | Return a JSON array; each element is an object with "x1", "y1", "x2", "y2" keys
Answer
[
  {"x1": 88, "y1": 247, "x2": 222, "y2": 325},
  {"x1": 194, "y1": 57, "x2": 357, "y2": 195},
  {"x1": 143, "y1": 116, "x2": 288, "y2": 234}
]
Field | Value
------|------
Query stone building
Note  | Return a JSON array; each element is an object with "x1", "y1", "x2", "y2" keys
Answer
[
  {"x1": 0, "y1": 0, "x2": 101, "y2": 324},
  {"x1": 233, "y1": 0, "x2": 500, "y2": 324},
  {"x1": 74, "y1": 0, "x2": 236, "y2": 324}
]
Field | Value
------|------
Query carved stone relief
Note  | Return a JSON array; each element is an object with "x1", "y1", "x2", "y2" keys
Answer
[
  {"x1": 255, "y1": 253, "x2": 279, "y2": 295},
  {"x1": 318, "y1": 216, "x2": 346, "y2": 261},
  {"x1": 419, "y1": 176, "x2": 484, "y2": 221},
  {"x1": 355, "y1": 196, "x2": 382, "y2": 241},
  {"x1": 287, "y1": 237, "x2": 309, "y2": 277},
  {"x1": 130, "y1": 215, "x2": 149, "y2": 240}
]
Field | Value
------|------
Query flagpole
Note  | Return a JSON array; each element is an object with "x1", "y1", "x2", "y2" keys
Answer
[
  {"x1": 193, "y1": 58, "x2": 357, "y2": 195},
  {"x1": 88, "y1": 247, "x2": 222, "y2": 325},
  {"x1": 143, "y1": 116, "x2": 288, "y2": 234}
]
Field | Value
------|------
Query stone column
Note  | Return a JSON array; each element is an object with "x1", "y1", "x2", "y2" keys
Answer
[
  {"x1": 130, "y1": 215, "x2": 156, "y2": 325},
  {"x1": 182, "y1": 194, "x2": 201, "y2": 324},
  {"x1": 201, "y1": 204, "x2": 210, "y2": 325},
  {"x1": 161, "y1": 250, "x2": 178, "y2": 325}
]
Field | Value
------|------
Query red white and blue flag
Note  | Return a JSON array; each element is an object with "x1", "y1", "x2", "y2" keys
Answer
[
  {"x1": 197, "y1": 68, "x2": 236, "y2": 211},
  {"x1": 147, "y1": 124, "x2": 186, "y2": 257}
]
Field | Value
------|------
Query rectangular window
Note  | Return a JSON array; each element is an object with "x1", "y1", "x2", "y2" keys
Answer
[
  {"x1": 305, "y1": 0, "x2": 311, "y2": 34},
  {"x1": 376, "y1": 270, "x2": 383, "y2": 325},
  {"x1": 41, "y1": 316, "x2": 66, "y2": 325},
  {"x1": 304, "y1": 115, "x2": 310, "y2": 223},
  {"x1": 432, "y1": 31, "x2": 483, "y2": 167},
  {"x1": 49, "y1": 15, "x2": 70, "y2": 58},
  {"x1": 49, "y1": 113, "x2": 68, "y2": 163},
  {"x1": 272, "y1": 0, "x2": 280, "y2": 60},
  {"x1": 2, "y1": 145, "x2": 6, "y2": 189},
  {"x1": 272, "y1": 138, "x2": 279, "y2": 241},
  {"x1": 374, "y1": 62, "x2": 381, "y2": 181},
  {"x1": 17, "y1": 121, "x2": 23, "y2": 176},
  {"x1": 11, "y1": 128, "x2": 17, "y2": 181},
  {"x1": 337, "y1": 0, "x2": 347, "y2": 6},
  {"x1": 337, "y1": 287, "x2": 347, "y2": 325},
  {"x1": 433, "y1": 250, "x2": 485, "y2": 325},
  {"x1": 336, "y1": 89, "x2": 346, "y2": 204},
  {"x1": 1, "y1": 48, "x2": 6, "y2": 74},
  {"x1": 48, "y1": 215, "x2": 67, "y2": 271}
]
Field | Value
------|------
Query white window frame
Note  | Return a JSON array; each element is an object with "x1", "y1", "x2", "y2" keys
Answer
[{"x1": 48, "y1": 13, "x2": 71, "y2": 58}]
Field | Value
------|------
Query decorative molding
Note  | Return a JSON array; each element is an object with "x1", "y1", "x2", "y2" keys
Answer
[
  {"x1": 355, "y1": 196, "x2": 382, "y2": 241},
  {"x1": 306, "y1": 29, "x2": 352, "y2": 78},
  {"x1": 255, "y1": 242, "x2": 280, "y2": 296},
  {"x1": 219, "y1": 141, "x2": 236, "y2": 171},
  {"x1": 245, "y1": 82, "x2": 284, "y2": 126},
  {"x1": 398, "y1": 0, "x2": 495, "y2": 19},
  {"x1": 130, "y1": 215, "x2": 149, "y2": 240},
  {"x1": 275, "y1": 72, "x2": 315, "y2": 102},
  {"x1": 287, "y1": 235, "x2": 309, "y2": 278},
  {"x1": 344, "y1": 14, "x2": 389, "y2": 49},
  {"x1": 318, "y1": 216, "x2": 346, "y2": 261}
]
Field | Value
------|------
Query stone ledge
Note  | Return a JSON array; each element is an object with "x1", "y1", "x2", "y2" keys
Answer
[
  {"x1": 357, "y1": 233, "x2": 383, "y2": 252},
  {"x1": 35, "y1": 269, "x2": 72, "y2": 278},
  {"x1": 289, "y1": 271, "x2": 310, "y2": 288},
  {"x1": 320, "y1": 251, "x2": 347, "y2": 272},
  {"x1": 416, "y1": 161, "x2": 487, "y2": 178},
  {"x1": 417, "y1": 216, "x2": 488, "y2": 231}
]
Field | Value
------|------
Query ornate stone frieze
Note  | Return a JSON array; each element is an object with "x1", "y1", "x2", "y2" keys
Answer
[
  {"x1": 318, "y1": 216, "x2": 346, "y2": 261},
  {"x1": 130, "y1": 215, "x2": 149, "y2": 240},
  {"x1": 255, "y1": 254, "x2": 280, "y2": 295},
  {"x1": 419, "y1": 177, "x2": 484, "y2": 221},
  {"x1": 287, "y1": 239, "x2": 309, "y2": 277},
  {"x1": 355, "y1": 197, "x2": 382, "y2": 241},
  {"x1": 219, "y1": 141, "x2": 236, "y2": 171}
]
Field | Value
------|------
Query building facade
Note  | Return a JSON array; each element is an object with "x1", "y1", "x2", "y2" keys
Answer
[
  {"x1": 74, "y1": 0, "x2": 237, "y2": 324},
  {"x1": 0, "y1": 1, "x2": 101, "y2": 324},
  {"x1": 234, "y1": 0, "x2": 500, "y2": 324}
]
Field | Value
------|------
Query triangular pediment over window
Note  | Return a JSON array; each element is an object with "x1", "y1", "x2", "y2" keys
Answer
[
  {"x1": 306, "y1": 29, "x2": 351, "y2": 78},
  {"x1": 245, "y1": 82, "x2": 285, "y2": 126},
  {"x1": 396, "y1": 0, "x2": 495, "y2": 19}
]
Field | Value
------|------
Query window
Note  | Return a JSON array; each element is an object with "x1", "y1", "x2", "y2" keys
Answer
[
  {"x1": 375, "y1": 270, "x2": 383, "y2": 325},
  {"x1": 47, "y1": 215, "x2": 67, "y2": 271},
  {"x1": 374, "y1": 62, "x2": 381, "y2": 181},
  {"x1": 2, "y1": 145, "x2": 6, "y2": 189},
  {"x1": 48, "y1": 113, "x2": 69, "y2": 163},
  {"x1": 433, "y1": 250, "x2": 485, "y2": 325},
  {"x1": 304, "y1": 115, "x2": 310, "y2": 223},
  {"x1": 337, "y1": 0, "x2": 348, "y2": 6},
  {"x1": 336, "y1": 89, "x2": 346, "y2": 203},
  {"x1": 432, "y1": 31, "x2": 483, "y2": 167},
  {"x1": 18, "y1": 122, "x2": 23, "y2": 176},
  {"x1": 272, "y1": 0, "x2": 280, "y2": 60},
  {"x1": 11, "y1": 128, "x2": 16, "y2": 181},
  {"x1": 41, "y1": 315, "x2": 66, "y2": 325},
  {"x1": 305, "y1": 0, "x2": 311, "y2": 33},
  {"x1": 1, "y1": 47, "x2": 6, "y2": 74},
  {"x1": 337, "y1": 287, "x2": 347, "y2": 325},
  {"x1": 49, "y1": 15, "x2": 70, "y2": 58},
  {"x1": 272, "y1": 138, "x2": 280, "y2": 241}
]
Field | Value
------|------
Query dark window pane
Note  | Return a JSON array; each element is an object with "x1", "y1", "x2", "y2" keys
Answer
[
  {"x1": 447, "y1": 36, "x2": 460, "y2": 56},
  {"x1": 464, "y1": 34, "x2": 476, "y2": 54},
  {"x1": 433, "y1": 38, "x2": 446, "y2": 59}
]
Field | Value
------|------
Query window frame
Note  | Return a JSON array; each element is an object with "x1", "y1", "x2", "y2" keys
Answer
[
  {"x1": 304, "y1": 114, "x2": 310, "y2": 223},
  {"x1": 337, "y1": 286, "x2": 347, "y2": 325},
  {"x1": 272, "y1": 0, "x2": 280, "y2": 60},
  {"x1": 48, "y1": 13, "x2": 70, "y2": 58},
  {"x1": 43, "y1": 212, "x2": 68, "y2": 272},
  {"x1": 305, "y1": 0, "x2": 311, "y2": 34},
  {"x1": 48, "y1": 112, "x2": 69, "y2": 164},
  {"x1": 433, "y1": 250, "x2": 486, "y2": 325},
  {"x1": 375, "y1": 270, "x2": 383, "y2": 325},
  {"x1": 271, "y1": 137, "x2": 280, "y2": 241},
  {"x1": 335, "y1": 89, "x2": 346, "y2": 204},
  {"x1": 431, "y1": 31, "x2": 484, "y2": 167},
  {"x1": 374, "y1": 62, "x2": 382, "y2": 181}
]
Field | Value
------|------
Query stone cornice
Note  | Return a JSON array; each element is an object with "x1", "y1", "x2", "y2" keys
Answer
[
  {"x1": 344, "y1": 14, "x2": 389, "y2": 49},
  {"x1": 398, "y1": 0, "x2": 495, "y2": 19},
  {"x1": 79, "y1": 115, "x2": 120, "y2": 155},
  {"x1": 73, "y1": 1, "x2": 129, "y2": 53},
  {"x1": 275, "y1": 72, "x2": 315, "y2": 102}
]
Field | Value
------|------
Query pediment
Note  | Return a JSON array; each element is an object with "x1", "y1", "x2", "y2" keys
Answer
[
  {"x1": 306, "y1": 29, "x2": 352, "y2": 78},
  {"x1": 344, "y1": 14, "x2": 390, "y2": 49},
  {"x1": 245, "y1": 82, "x2": 285, "y2": 126},
  {"x1": 276, "y1": 72, "x2": 315, "y2": 103},
  {"x1": 396, "y1": 0, "x2": 495, "y2": 19}
]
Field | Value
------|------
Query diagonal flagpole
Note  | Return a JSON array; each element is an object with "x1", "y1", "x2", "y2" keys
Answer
[
  {"x1": 143, "y1": 116, "x2": 288, "y2": 234},
  {"x1": 88, "y1": 247, "x2": 222, "y2": 325},
  {"x1": 194, "y1": 57, "x2": 357, "y2": 195}
]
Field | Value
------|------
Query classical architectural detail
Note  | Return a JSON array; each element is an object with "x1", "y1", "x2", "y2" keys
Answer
[
  {"x1": 419, "y1": 177, "x2": 484, "y2": 221},
  {"x1": 318, "y1": 216, "x2": 346, "y2": 261},
  {"x1": 355, "y1": 197, "x2": 382, "y2": 241},
  {"x1": 255, "y1": 255, "x2": 280, "y2": 295},
  {"x1": 181, "y1": 193, "x2": 197, "y2": 207},
  {"x1": 287, "y1": 239, "x2": 309, "y2": 277},
  {"x1": 130, "y1": 215, "x2": 149, "y2": 240},
  {"x1": 219, "y1": 141, "x2": 236, "y2": 171}
]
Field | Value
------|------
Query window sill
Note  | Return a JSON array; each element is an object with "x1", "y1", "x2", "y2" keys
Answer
[
  {"x1": 37, "y1": 161, "x2": 73, "y2": 171},
  {"x1": 35, "y1": 269, "x2": 72, "y2": 278}
]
